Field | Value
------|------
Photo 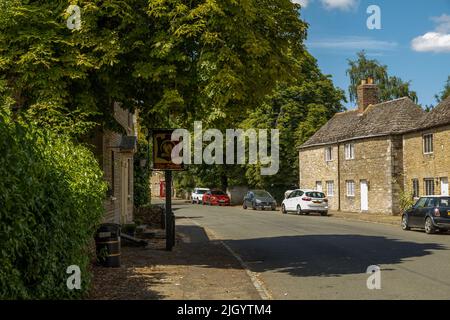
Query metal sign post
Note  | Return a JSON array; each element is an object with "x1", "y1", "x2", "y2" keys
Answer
[
  {"x1": 165, "y1": 170, "x2": 175, "y2": 251},
  {"x1": 151, "y1": 129, "x2": 183, "y2": 252}
]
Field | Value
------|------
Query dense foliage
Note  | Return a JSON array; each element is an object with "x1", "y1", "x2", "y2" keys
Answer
[
  {"x1": 347, "y1": 51, "x2": 418, "y2": 104},
  {"x1": 436, "y1": 76, "x2": 450, "y2": 103},
  {"x1": 0, "y1": 0, "x2": 306, "y2": 130},
  {"x1": 0, "y1": 108, "x2": 107, "y2": 299},
  {"x1": 173, "y1": 50, "x2": 346, "y2": 201}
]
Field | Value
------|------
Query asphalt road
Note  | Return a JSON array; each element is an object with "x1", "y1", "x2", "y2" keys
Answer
[{"x1": 173, "y1": 201, "x2": 450, "y2": 300}]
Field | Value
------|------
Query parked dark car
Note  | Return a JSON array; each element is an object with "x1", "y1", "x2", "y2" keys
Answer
[
  {"x1": 402, "y1": 196, "x2": 450, "y2": 234},
  {"x1": 243, "y1": 190, "x2": 277, "y2": 211}
]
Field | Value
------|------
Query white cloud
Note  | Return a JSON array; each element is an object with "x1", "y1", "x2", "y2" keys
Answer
[
  {"x1": 432, "y1": 14, "x2": 450, "y2": 33},
  {"x1": 308, "y1": 36, "x2": 398, "y2": 51},
  {"x1": 412, "y1": 32, "x2": 450, "y2": 53},
  {"x1": 411, "y1": 14, "x2": 450, "y2": 53},
  {"x1": 292, "y1": 0, "x2": 359, "y2": 10},
  {"x1": 292, "y1": 0, "x2": 309, "y2": 7},
  {"x1": 320, "y1": 0, "x2": 358, "y2": 11}
]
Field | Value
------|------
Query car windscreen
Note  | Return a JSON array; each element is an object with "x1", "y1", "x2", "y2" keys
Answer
[
  {"x1": 306, "y1": 192, "x2": 325, "y2": 198},
  {"x1": 211, "y1": 190, "x2": 226, "y2": 195},
  {"x1": 438, "y1": 197, "x2": 450, "y2": 207},
  {"x1": 253, "y1": 191, "x2": 272, "y2": 198},
  {"x1": 197, "y1": 190, "x2": 208, "y2": 194}
]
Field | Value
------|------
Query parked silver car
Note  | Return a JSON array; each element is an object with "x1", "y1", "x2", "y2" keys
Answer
[{"x1": 281, "y1": 189, "x2": 328, "y2": 216}]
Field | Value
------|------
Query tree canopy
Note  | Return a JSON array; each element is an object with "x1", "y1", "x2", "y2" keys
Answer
[
  {"x1": 346, "y1": 51, "x2": 418, "y2": 104},
  {"x1": 0, "y1": 0, "x2": 307, "y2": 132},
  {"x1": 436, "y1": 76, "x2": 450, "y2": 103}
]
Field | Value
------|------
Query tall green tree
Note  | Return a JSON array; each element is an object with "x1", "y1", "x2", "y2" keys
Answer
[
  {"x1": 242, "y1": 51, "x2": 345, "y2": 200},
  {"x1": 0, "y1": 0, "x2": 307, "y2": 133},
  {"x1": 436, "y1": 76, "x2": 450, "y2": 103},
  {"x1": 347, "y1": 51, "x2": 418, "y2": 104}
]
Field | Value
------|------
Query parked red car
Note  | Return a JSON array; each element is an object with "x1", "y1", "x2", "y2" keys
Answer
[{"x1": 202, "y1": 190, "x2": 230, "y2": 206}]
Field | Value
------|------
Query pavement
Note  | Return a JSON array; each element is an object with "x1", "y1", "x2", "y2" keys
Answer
[
  {"x1": 89, "y1": 216, "x2": 260, "y2": 300},
  {"x1": 171, "y1": 201, "x2": 450, "y2": 300}
]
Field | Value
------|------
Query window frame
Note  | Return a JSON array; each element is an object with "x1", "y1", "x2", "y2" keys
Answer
[
  {"x1": 412, "y1": 179, "x2": 419, "y2": 198},
  {"x1": 424, "y1": 178, "x2": 435, "y2": 196},
  {"x1": 344, "y1": 143, "x2": 355, "y2": 160},
  {"x1": 316, "y1": 181, "x2": 323, "y2": 192},
  {"x1": 324, "y1": 146, "x2": 333, "y2": 162},
  {"x1": 346, "y1": 180, "x2": 355, "y2": 197},
  {"x1": 423, "y1": 133, "x2": 434, "y2": 155},
  {"x1": 326, "y1": 181, "x2": 334, "y2": 197}
]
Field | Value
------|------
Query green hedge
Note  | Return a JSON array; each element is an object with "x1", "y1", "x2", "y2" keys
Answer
[{"x1": 0, "y1": 109, "x2": 107, "y2": 299}]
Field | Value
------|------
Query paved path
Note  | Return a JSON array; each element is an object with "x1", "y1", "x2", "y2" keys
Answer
[{"x1": 174, "y1": 202, "x2": 450, "y2": 300}]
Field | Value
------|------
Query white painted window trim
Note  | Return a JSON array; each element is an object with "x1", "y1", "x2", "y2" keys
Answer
[
  {"x1": 326, "y1": 181, "x2": 334, "y2": 197},
  {"x1": 344, "y1": 143, "x2": 355, "y2": 160},
  {"x1": 346, "y1": 180, "x2": 355, "y2": 197}
]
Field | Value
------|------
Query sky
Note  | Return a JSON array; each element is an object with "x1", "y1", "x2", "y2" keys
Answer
[{"x1": 293, "y1": 0, "x2": 450, "y2": 108}]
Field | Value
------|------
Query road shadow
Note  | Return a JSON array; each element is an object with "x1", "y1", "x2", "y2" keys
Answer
[
  {"x1": 171, "y1": 225, "x2": 447, "y2": 278},
  {"x1": 222, "y1": 233, "x2": 446, "y2": 277},
  {"x1": 89, "y1": 224, "x2": 448, "y2": 299}
]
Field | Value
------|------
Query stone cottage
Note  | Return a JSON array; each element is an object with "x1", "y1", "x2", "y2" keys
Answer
[
  {"x1": 403, "y1": 96, "x2": 450, "y2": 198},
  {"x1": 299, "y1": 80, "x2": 426, "y2": 215},
  {"x1": 92, "y1": 103, "x2": 137, "y2": 224}
]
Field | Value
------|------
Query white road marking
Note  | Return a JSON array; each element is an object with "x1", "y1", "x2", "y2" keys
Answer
[{"x1": 187, "y1": 218, "x2": 273, "y2": 300}]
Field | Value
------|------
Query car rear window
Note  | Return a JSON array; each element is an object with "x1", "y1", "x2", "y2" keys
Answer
[
  {"x1": 253, "y1": 191, "x2": 272, "y2": 198},
  {"x1": 306, "y1": 192, "x2": 325, "y2": 198},
  {"x1": 438, "y1": 197, "x2": 450, "y2": 207},
  {"x1": 212, "y1": 190, "x2": 225, "y2": 195},
  {"x1": 197, "y1": 189, "x2": 208, "y2": 194}
]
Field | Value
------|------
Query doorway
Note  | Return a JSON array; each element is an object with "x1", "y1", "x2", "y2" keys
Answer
[
  {"x1": 360, "y1": 180, "x2": 369, "y2": 212},
  {"x1": 441, "y1": 177, "x2": 449, "y2": 196}
]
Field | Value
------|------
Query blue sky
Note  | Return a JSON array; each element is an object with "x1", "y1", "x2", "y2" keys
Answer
[{"x1": 295, "y1": 0, "x2": 450, "y2": 108}]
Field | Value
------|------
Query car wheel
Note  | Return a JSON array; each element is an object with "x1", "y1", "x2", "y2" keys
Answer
[
  {"x1": 243, "y1": 203, "x2": 247, "y2": 210},
  {"x1": 252, "y1": 202, "x2": 257, "y2": 210},
  {"x1": 296, "y1": 205, "x2": 302, "y2": 215},
  {"x1": 401, "y1": 214, "x2": 410, "y2": 231},
  {"x1": 281, "y1": 204, "x2": 287, "y2": 214},
  {"x1": 321, "y1": 211, "x2": 328, "y2": 217},
  {"x1": 425, "y1": 217, "x2": 435, "y2": 234}
]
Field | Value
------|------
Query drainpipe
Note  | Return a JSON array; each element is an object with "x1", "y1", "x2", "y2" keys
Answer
[{"x1": 337, "y1": 143, "x2": 341, "y2": 211}]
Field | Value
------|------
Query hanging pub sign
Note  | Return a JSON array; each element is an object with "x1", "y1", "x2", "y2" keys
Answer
[{"x1": 152, "y1": 129, "x2": 184, "y2": 171}]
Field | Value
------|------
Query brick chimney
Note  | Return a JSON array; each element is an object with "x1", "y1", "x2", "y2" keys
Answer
[{"x1": 357, "y1": 78, "x2": 379, "y2": 113}]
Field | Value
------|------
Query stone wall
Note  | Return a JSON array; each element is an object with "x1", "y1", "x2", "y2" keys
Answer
[
  {"x1": 403, "y1": 125, "x2": 450, "y2": 196},
  {"x1": 299, "y1": 136, "x2": 398, "y2": 214},
  {"x1": 299, "y1": 145, "x2": 339, "y2": 210},
  {"x1": 93, "y1": 104, "x2": 137, "y2": 225}
]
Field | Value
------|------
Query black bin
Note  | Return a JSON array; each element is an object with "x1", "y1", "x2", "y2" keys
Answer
[{"x1": 95, "y1": 223, "x2": 121, "y2": 268}]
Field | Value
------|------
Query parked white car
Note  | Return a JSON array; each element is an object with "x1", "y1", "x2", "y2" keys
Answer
[
  {"x1": 281, "y1": 189, "x2": 328, "y2": 216},
  {"x1": 191, "y1": 188, "x2": 210, "y2": 204}
]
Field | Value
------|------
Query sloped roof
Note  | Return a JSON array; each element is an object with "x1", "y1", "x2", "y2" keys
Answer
[
  {"x1": 415, "y1": 96, "x2": 450, "y2": 130},
  {"x1": 300, "y1": 97, "x2": 425, "y2": 149}
]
